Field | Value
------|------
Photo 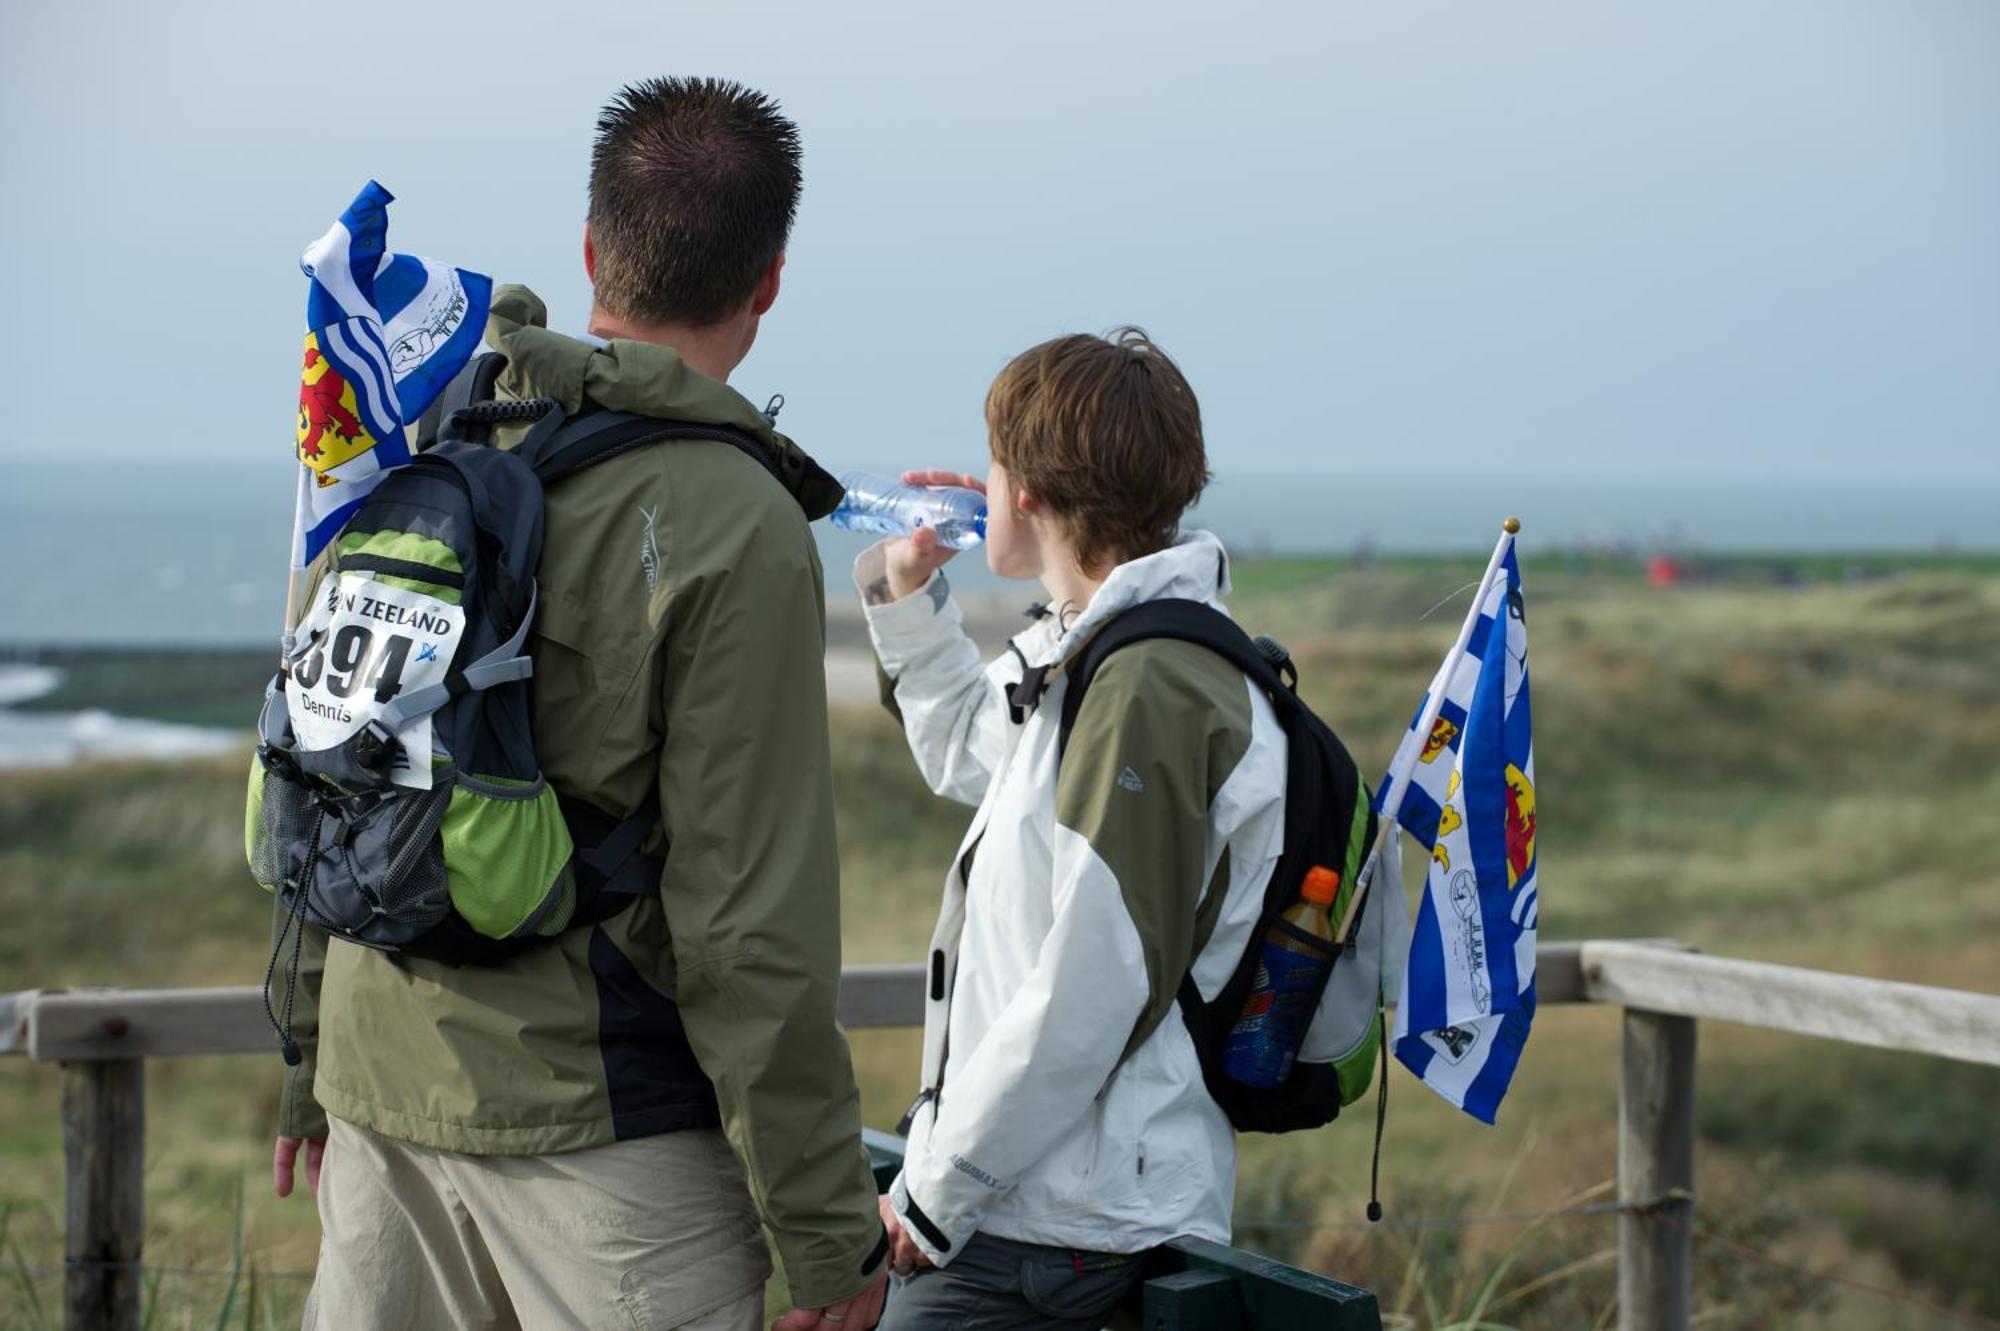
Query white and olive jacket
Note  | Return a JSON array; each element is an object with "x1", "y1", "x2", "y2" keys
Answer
[{"x1": 858, "y1": 530, "x2": 1289, "y2": 1262}]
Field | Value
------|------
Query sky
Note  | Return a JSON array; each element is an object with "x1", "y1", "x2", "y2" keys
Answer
[{"x1": 0, "y1": 0, "x2": 1995, "y2": 485}]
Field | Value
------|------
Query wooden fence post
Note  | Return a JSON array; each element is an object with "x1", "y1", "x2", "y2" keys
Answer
[
  {"x1": 61, "y1": 1059, "x2": 144, "y2": 1331},
  {"x1": 1618, "y1": 1010, "x2": 1695, "y2": 1331}
]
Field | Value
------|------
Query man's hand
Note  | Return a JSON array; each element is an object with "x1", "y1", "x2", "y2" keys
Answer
[
  {"x1": 877, "y1": 1193, "x2": 935, "y2": 1281},
  {"x1": 884, "y1": 469, "x2": 985, "y2": 602},
  {"x1": 273, "y1": 1135, "x2": 325, "y2": 1199},
  {"x1": 772, "y1": 1262, "x2": 888, "y2": 1331}
]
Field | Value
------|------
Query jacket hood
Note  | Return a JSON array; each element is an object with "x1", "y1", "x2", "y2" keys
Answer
[
  {"x1": 1054, "y1": 529, "x2": 1234, "y2": 656},
  {"x1": 483, "y1": 284, "x2": 844, "y2": 518}
]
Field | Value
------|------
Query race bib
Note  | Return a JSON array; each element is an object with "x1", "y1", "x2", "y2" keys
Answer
[{"x1": 285, "y1": 572, "x2": 466, "y2": 790}]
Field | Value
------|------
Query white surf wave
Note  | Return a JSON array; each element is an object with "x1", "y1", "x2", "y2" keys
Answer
[{"x1": 0, "y1": 665, "x2": 243, "y2": 769}]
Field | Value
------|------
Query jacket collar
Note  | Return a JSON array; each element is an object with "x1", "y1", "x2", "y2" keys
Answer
[
  {"x1": 482, "y1": 284, "x2": 844, "y2": 517},
  {"x1": 1039, "y1": 529, "x2": 1234, "y2": 662}
]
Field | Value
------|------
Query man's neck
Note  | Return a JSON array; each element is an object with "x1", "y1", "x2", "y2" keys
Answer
[{"x1": 587, "y1": 305, "x2": 745, "y2": 383}]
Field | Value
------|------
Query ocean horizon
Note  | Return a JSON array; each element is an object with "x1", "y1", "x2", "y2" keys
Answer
[{"x1": 3, "y1": 459, "x2": 1994, "y2": 647}]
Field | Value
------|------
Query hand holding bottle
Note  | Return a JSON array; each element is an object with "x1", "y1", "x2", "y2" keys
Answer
[{"x1": 882, "y1": 470, "x2": 986, "y2": 601}]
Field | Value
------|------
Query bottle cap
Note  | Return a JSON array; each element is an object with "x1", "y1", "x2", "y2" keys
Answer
[{"x1": 1301, "y1": 866, "x2": 1341, "y2": 905}]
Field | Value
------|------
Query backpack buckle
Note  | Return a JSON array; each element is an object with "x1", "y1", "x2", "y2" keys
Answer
[
  {"x1": 257, "y1": 741, "x2": 302, "y2": 783},
  {"x1": 349, "y1": 720, "x2": 398, "y2": 772}
]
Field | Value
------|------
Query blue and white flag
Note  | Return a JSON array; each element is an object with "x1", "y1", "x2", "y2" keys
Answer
[
  {"x1": 1381, "y1": 538, "x2": 1537, "y2": 1123},
  {"x1": 291, "y1": 181, "x2": 491, "y2": 566}
]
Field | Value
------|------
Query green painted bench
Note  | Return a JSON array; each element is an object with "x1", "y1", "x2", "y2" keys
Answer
[{"x1": 863, "y1": 1130, "x2": 1381, "y2": 1331}]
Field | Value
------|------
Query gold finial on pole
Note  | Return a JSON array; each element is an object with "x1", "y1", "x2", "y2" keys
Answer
[{"x1": 1502, "y1": 516, "x2": 1522, "y2": 534}]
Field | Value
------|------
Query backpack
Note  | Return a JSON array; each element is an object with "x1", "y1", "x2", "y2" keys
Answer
[
  {"x1": 1053, "y1": 599, "x2": 1383, "y2": 1134},
  {"x1": 247, "y1": 354, "x2": 840, "y2": 1009}
]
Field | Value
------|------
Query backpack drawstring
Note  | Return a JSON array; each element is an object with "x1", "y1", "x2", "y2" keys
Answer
[{"x1": 262, "y1": 816, "x2": 325, "y2": 1068}]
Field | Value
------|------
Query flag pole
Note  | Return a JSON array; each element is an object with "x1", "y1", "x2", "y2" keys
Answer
[
  {"x1": 279, "y1": 464, "x2": 308, "y2": 663},
  {"x1": 280, "y1": 570, "x2": 302, "y2": 661},
  {"x1": 1334, "y1": 516, "x2": 1521, "y2": 944}
]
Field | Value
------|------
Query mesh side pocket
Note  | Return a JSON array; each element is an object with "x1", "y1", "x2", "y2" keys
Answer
[
  {"x1": 372, "y1": 784, "x2": 452, "y2": 922},
  {"x1": 250, "y1": 764, "x2": 320, "y2": 891}
]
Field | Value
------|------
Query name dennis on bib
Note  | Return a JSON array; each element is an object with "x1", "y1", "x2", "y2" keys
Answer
[{"x1": 299, "y1": 693, "x2": 352, "y2": 724}]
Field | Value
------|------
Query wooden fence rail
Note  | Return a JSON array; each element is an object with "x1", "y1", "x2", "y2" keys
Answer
[{"x1": 6, "y1": 941, "x2": 1999, "y2": 1331}]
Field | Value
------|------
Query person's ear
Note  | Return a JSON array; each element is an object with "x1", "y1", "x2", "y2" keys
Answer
[
  {"x1": 750, "y1": 253, "x2": 785, "y2": 317},
  {"x1": 583, "y1": 224, "x2": 596, "y2": 283},
  {"x1": 1013, "y1": 485, "x2": 1041, "y2": 518}
]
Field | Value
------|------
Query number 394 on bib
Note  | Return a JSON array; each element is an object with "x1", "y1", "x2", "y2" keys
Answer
[{"x1": 285, "y1": 572, "x2": 468, "y2": 789}]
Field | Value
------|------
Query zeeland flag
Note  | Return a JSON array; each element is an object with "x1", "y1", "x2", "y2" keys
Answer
[
  {"x1": 1380, "y1": 533, "x2": 1536, "y2": 1123},
  {"x1": 291, "y1": 181, "x2": 491, "y2": 565}
]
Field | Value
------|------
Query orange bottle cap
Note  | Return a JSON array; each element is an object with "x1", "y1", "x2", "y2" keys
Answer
[{"x1": 1301, "y1": 866, "x2": 1341, "y2": 905}]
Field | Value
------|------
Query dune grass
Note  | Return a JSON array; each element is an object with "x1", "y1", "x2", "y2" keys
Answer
[{"x1": 3, "y1": 557, "x2": 1997, "y2": 1327}]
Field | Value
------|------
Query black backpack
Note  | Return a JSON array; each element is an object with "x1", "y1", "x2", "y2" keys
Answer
[
  {"x1": 249, "y1": 353, "x2": 840, "y2": 995},
  {"x1": 1054, "y1": 599, "x2": 1382, "y2": 1134}
]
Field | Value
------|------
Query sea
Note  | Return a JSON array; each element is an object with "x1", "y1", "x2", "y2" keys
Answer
[
  {"x1": 1, "y1": 460, "x2": 1992, "y2": 769},
  {"x1": 4, "y1": 460, "x2": 1993, "y2": 648},
  {"x1": 0, "y1": 663, "x2": 242, "y2": 768}
]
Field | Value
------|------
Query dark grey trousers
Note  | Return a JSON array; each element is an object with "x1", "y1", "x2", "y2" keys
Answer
[{"x1": 878, "y1": 1233, "x2": 1143, "y2": 1330}]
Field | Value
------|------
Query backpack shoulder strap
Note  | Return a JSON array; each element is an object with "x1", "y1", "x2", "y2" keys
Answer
[
  {"x1": 1056, "y1": 598, "x2": 1296, "y2": 759},
  {"x1": 518, "y1": 408, "x2": 811, "y2": 498}
]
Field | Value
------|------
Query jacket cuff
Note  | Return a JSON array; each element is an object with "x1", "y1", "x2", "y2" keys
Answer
[
  {"x1": 278, "y1": 1060, "x2": 329, "y2": 1140},
  {"x1": 888, "y1": 1171, "x2": 975, "y2": 1270},
  {"x1": 852, "y1": 544, "x2": 962, "y2": 672},
  {"x1": 780, "y1": 1222, "x2": 891, "y2": 1311}
]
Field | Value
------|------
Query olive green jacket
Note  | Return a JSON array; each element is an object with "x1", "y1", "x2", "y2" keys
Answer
[{"x1": 276, "y1": 284, "x2": 883, "y2": 1307}]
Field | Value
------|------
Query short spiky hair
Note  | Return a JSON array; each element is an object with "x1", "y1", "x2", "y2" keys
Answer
[{"x1": 588, "y1": 77, "x2": 802, "y2": 327}]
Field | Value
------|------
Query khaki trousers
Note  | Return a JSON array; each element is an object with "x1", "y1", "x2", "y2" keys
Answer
[{"x1": 303, "y1": 1117, "x2": 769, "y2": 1331}]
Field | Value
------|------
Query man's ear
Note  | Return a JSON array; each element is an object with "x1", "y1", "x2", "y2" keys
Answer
[
  {"x1": 750, "y1": 253, "x2": 785, "y2": 317},
  {"x1": 583, "y1": 224, "x2": 596, "y2": 283}
]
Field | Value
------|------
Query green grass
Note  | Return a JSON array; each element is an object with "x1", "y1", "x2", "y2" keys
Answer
[{"x1": 4, "y1": 558, "x2": 1998, "y2": 1328}]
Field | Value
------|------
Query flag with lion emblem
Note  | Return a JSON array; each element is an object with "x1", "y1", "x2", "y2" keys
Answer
[
  {"x1": 1379, "y1": 537, "x2": 1537, "y2": 1122},
  {"x1": 291, "y1": 181, "x2": 491, "y2": 565}
]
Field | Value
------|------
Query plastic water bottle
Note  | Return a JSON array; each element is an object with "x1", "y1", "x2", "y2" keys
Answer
[
  {"x1": 829, "y1": 471, "x2": 987, "y2": 550},
  {"x1": 1222, "y1": 866, "x2": 1342, "y2": 1088}
]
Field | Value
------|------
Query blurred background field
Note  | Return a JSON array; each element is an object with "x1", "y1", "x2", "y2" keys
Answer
[{"x1": 4, "y1": 550, "x2": 1997, "y2": 1329}]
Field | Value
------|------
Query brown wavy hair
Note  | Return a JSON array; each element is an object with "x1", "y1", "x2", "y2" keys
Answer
[{"x1": 985, "y1": 328, "x2": 1210, "y2": 573}]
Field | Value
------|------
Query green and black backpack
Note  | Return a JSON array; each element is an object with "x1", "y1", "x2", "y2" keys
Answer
[{"x1": 246, "y1": 353, "x2": 840, "y2": 1059}]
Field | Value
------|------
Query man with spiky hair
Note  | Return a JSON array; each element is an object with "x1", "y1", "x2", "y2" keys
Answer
[{"x1": 274, "y1": 78, "x2": 889, "y2": 1331}]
